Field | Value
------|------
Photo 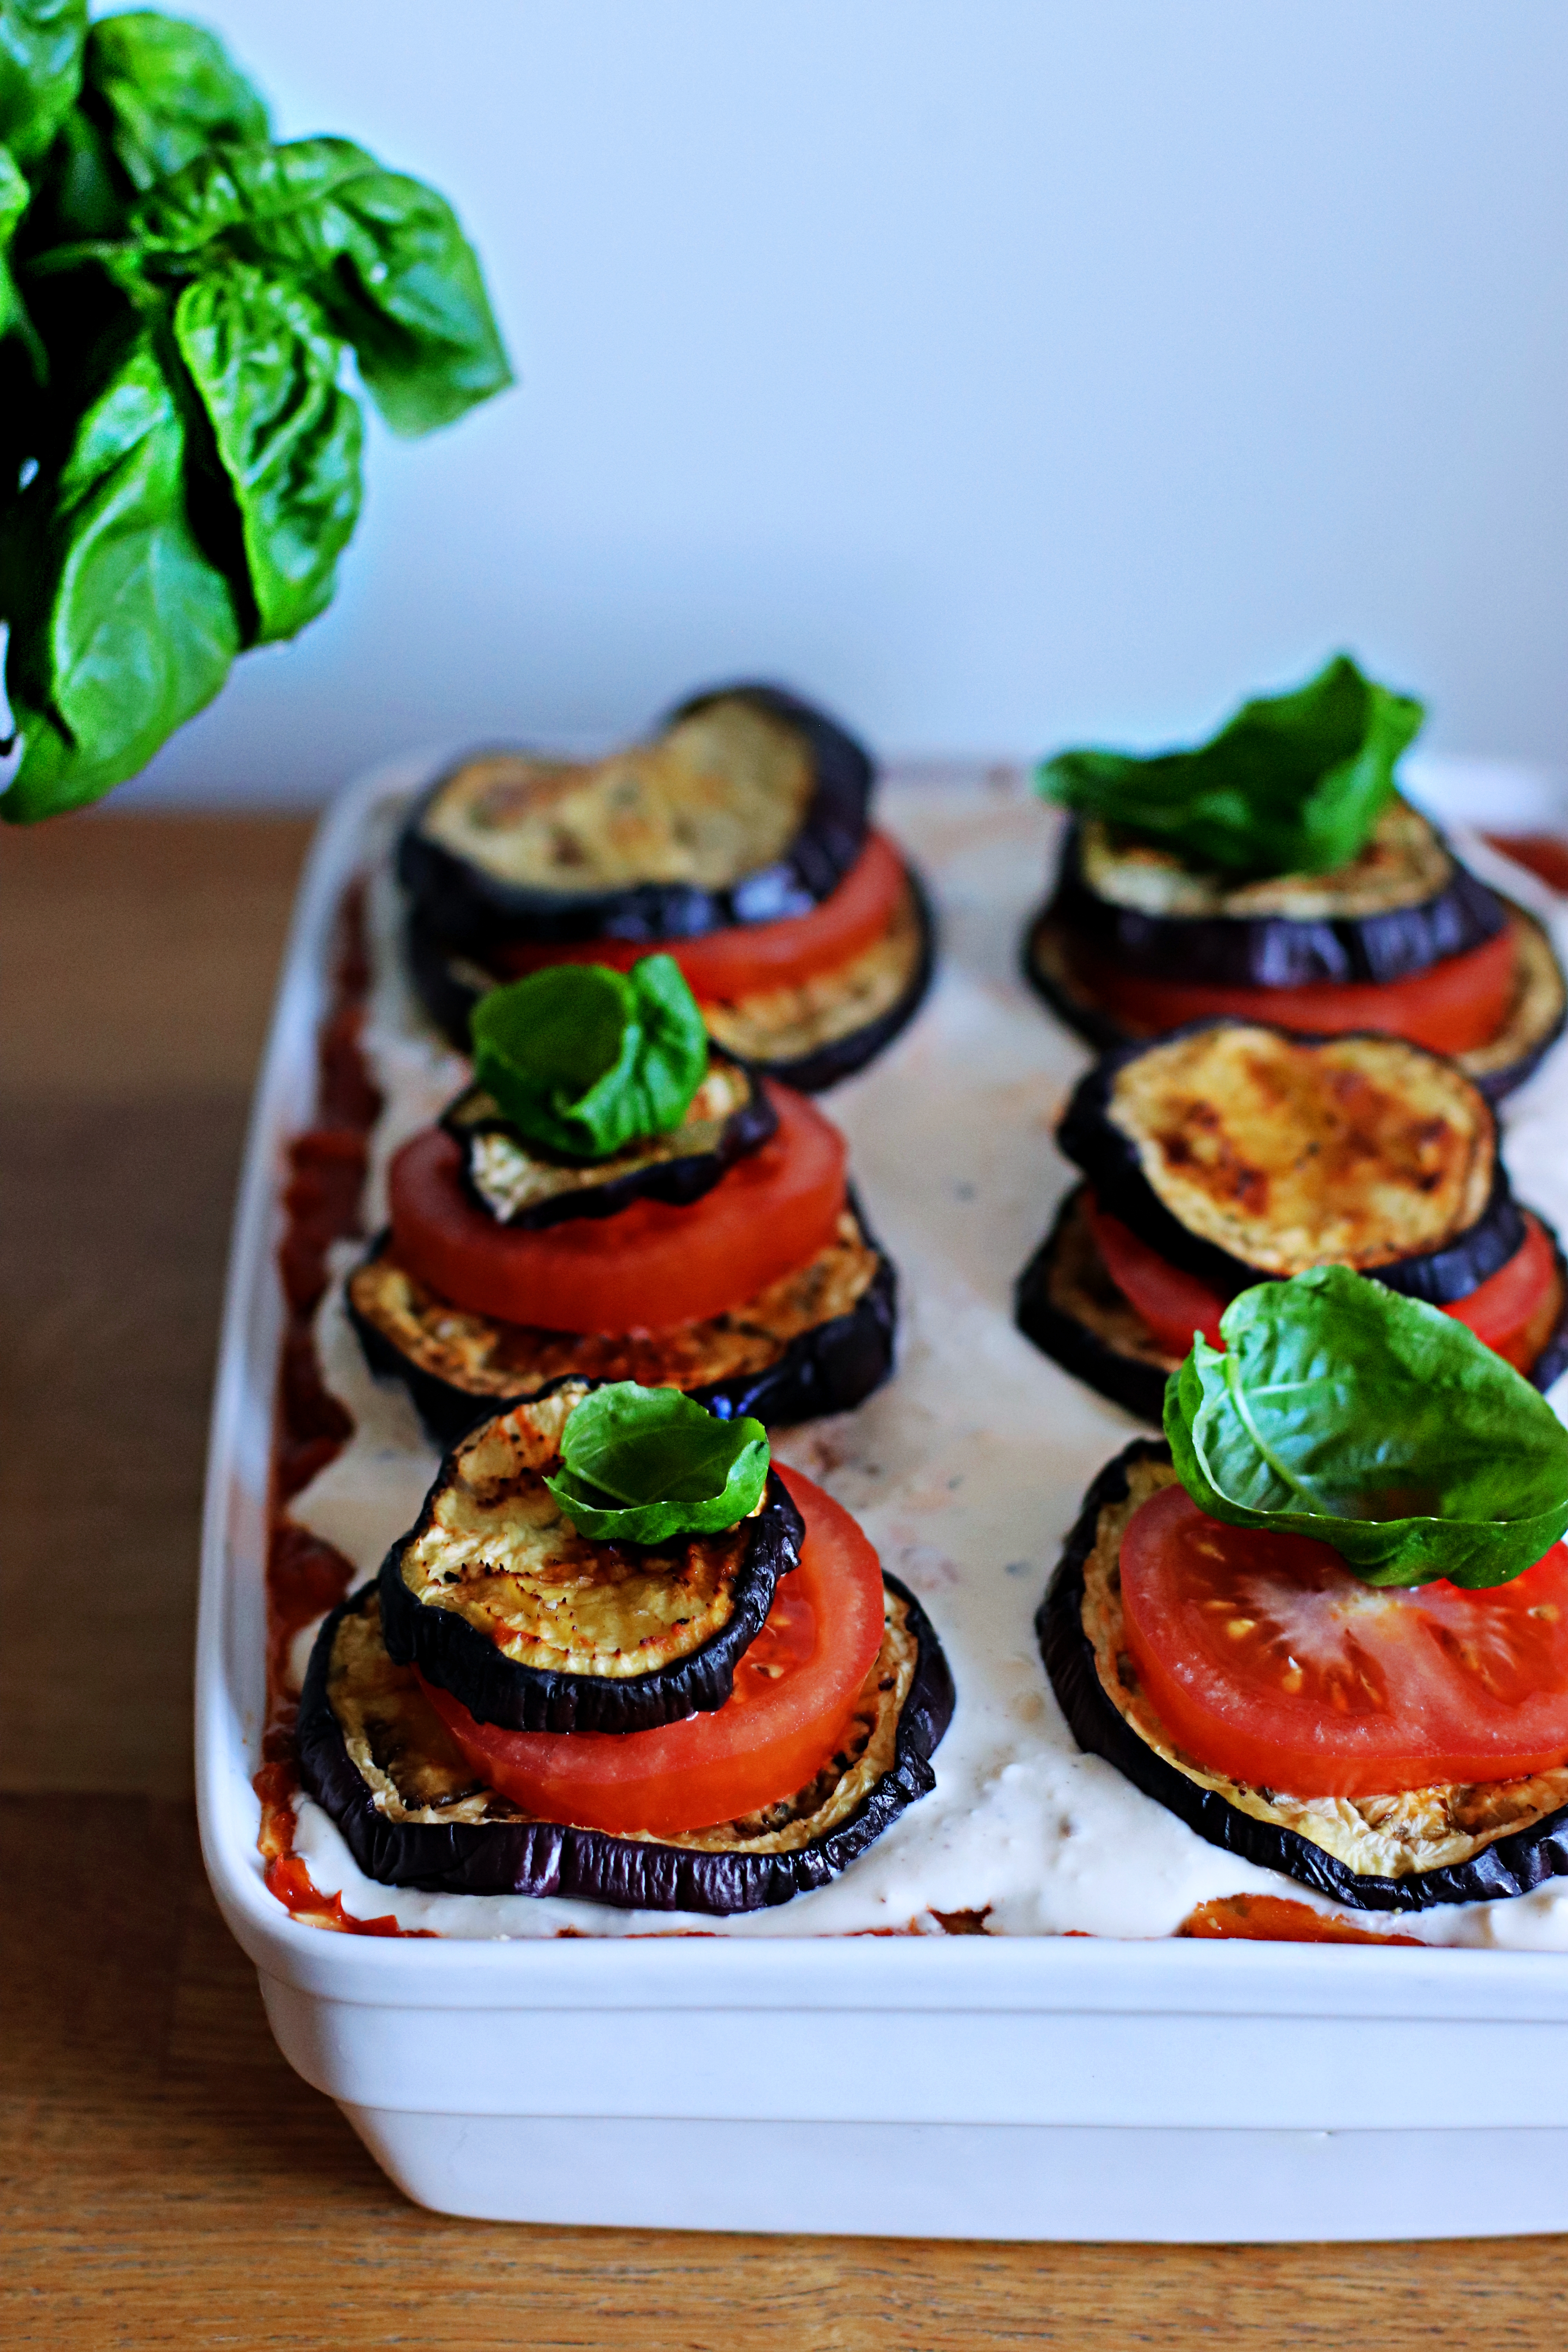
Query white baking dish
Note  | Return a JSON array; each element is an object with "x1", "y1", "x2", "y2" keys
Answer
[{"x1": 196, "y1": 752, "x2": 1568, "y2": 2238}]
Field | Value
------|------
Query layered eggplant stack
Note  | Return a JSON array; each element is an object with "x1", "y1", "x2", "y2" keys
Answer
[
  {"x1": 1017, "y1": 1019, "x2": 1568, "y2": 1420},
  {"x1": 350, "y1": 956, "x2": 899, "y2": 1445},
  {"x1": 399, "y1": 684, "x2": 934, "y2": 1092},
  {"x1": 298, "y1": 1383, "x2": 954, "y2": 1912},
  {"x1": 1025, "y1": 657, "x2": 1566, "y2": 1102}
]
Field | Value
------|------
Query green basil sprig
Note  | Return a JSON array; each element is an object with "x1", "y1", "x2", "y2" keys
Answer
[
  {"x1": 545, "y1": 1384, "x2": 770, "y2": 1544},
  {"x1": 470, "y1": 956, "x2": 710, "y2": 1161},
  {"x1": 1164, "y1": 1266, "x2": 1568, "y2": 1589},
  {"x1": 0, "y1": 5, "x2": 512, "y2": 822},
  {"x1": 1039, "y1": 654, "x2": 1425, "y2": 879}
]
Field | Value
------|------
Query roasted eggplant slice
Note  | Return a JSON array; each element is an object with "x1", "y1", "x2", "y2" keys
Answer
[
  {"x1": 399, "y1": 686, "x2": 872, "y2": 954},
  {"x1": 1058, "y1": 1022, "x2": 1523, "y2": 1303},
  {"x1": 1018, "y1": 1183, "x2": 1568, "y2": 1423},
  {"x1": 1053, "y1": 801, "x2": 1504, "y2": 987},
  {"x1": 405, "y1": 858, "x2": 935, "y2": 1093},
  {"x1": 1026, "y1": 895, "x2": 1567, "y2": 1106},
  {"x1": 1040, "y1": 1441, "x2": 1568, "y2": 1909},
  {"x1": 377, "y1": 1383, "x2": 803, "y2": 1734},
  {"x1": 441, "y1": 1051, "x2": 776, "y2": 1229},
  {"x1": 298, "y1": 1573, "x2": 954, "y2": 1914},
  {"x1": 348, "y1": 1200, "x2": 897, "y2": 1447}
]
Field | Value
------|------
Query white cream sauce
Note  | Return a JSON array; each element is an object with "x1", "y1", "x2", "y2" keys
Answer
[{"x1": 286, "y1": 773, "x2": 1568, "y2": 1944}]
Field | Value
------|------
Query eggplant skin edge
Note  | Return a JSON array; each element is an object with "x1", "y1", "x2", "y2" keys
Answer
[
  {"x1": 1039, "y1": 1438, "x2": 1568, "y2": 1912},
  {"x1": 1015, "y1": 1184, "x2": 1568, "y2": 1426},
  {"x1": 1021, "y1": 898, "x2": 1568, "y2": 1107},
  {"x1": 296, "y1": 1572, "x2": 956, "y2": 1915},
  {"x1": 1055, "y1": 1017, "x2": 1526, "y2": 1307},
  {"x1": 1049, "y1": 819, "x2": 1506, "y2": 989},
  {"x1": 397, "y1": 683, "x2": 874, "y2": 953},
  {"x1": 403, "y1": 860, "x2": 936, "y2": 1095},
  {"x1": 379, "y1": 1442, "x2": 805, "y2": 1736},
  {"x1": 346, "y1": 1197, "x2": 899, "y2": 1451}
]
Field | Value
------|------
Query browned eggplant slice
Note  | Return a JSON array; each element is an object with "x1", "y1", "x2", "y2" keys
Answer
[
  {"x1": 1017, "y1": 1183, "x2": 1568, "y2": 1424},
  {"x1": 1052, "y1": 801, "x2": 1504, "y2": 987},
  {"x1": 1040, "y1": 1440, "x2": 1568, "y2": 1909},
  {"x1": 296, "y1": 1573, "x2": 954, "y2": 1914},
  {"x1": 399, "y1": 685, "x2": 872, "y2": 953},
  {"x1": 347, "y1": 1199, "x2": 898, "y2": 1448},
  {"x1": 1057, "y1": 1021, "x2": 1524, "y2": 1305},
  {"x1": 441, "y1": 1051, "x2": 776, "y2": 1229},
  {"x1": 377, "y1": 1382, "x2": 803, "y2": 1734},
  {"x1": 1025, "y1": 896, "x2": 1567, "y2": 1105},
  {"x1": 405, "y1": 859, "x2": 935, "y2": 1094}
]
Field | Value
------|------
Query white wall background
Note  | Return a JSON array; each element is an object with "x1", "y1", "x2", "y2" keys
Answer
[{"x1": 107, "y1": 0, "x2": 1568, "y2": 805}]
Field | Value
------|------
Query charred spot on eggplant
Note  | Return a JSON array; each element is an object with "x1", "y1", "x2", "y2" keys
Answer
[
  {"x1": 398, "y1": 686, "x2": 873, "y2": 954},
  {"x1": 297, "y1": 1573, "x2": 954, "y2": 1914},
  {"x1": 404, "y1": 858, "x2": 936, "y2": 1095},
  {"x1": 1040, "y1": 1440, "x2": 1568, "y2": 1909},
  {"x1": 377, "y1": 1382, "x2": 803, "y2": 1735},
  {"x1": 1017, "y1": 1183, "x2": 1568, "y2": 1424},
  {"x1": 1054, "y1": 800, "x2": 1505, "y2": 988},
  {"x1": 347, "y1": 1200, "x2": 897, "y2": 1449},
  {"x1": 442, "y1": 1051, "x2": 776, "y2": 1229},
  {"x1": 1058, "y1": 1022, "x2": 1524, "y2": 1304},
  {"x1": 1025, "y1": 895, "x2": 1567, "y2": 1107}
]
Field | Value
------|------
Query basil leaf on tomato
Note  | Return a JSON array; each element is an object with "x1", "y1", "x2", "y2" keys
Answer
[
  {"x1": 470, "y1": 955, "x2": 710, "y2": 1161},
  {"x1": 0, "y1": 330, "x2": 240, "y2": 821},
  {"x1": 1039, "y1": 654, "x2": 1425, "y2": 878},
  {"x1": 1164, "y1": 1265, "x2": 1568, "y2": 1589},
  {"x1": 132, "y1": 135, "x2": 512, "y2": 436},
  {"x1": 81, "y1": 12, "x2": 269, "y2": 198},
  {"x1": 546, "y1": 1383, "x2": 770, "y2": 1543},
  {"x1": 174, "y1": 261, "x2": 362, "y2": 642}
]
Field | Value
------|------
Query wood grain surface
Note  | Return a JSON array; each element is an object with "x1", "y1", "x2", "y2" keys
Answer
[{"x1": 5, "y1": 811, "x2": 1568, "y2": 2350}]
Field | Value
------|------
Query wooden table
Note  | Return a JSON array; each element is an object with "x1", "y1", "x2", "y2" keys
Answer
[{"x1": 6, "y1": 812, "x2": 1568, "y2": 2349}]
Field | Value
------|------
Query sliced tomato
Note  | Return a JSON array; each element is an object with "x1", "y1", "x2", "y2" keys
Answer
[
  {"x1": 492, "y1": 831, "x2": 910, "y2": 1002},
  {"x1": 1081, "y1": 922, "x2": 1518, "y2": 1056},
  {"x1": 388, "y1": 1081, "x2": 846, "y2": 1333},
  {"x1": 1084, "y1": 1196, "x2": 1229, "y2": 1352},
  {"x1": 1087, "y1": 1196, "x2": 1559, "y2": 1373},
  {"x1": 421, "y1": 1463, "x2": 887, "y2": 1836},
  {"x1": 1120, "y1": 1481, "x2": 1568, "y2": 1797}
]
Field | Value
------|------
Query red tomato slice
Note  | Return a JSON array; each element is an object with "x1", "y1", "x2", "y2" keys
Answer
[
  {"x1": 1120, "y1": 1481, "x2": 1568, "y2": 1797},
  {"x1": 420, "y1": 1464, "x2": 887, "y2": 1836},
  {"x1": 1084, "y1": 1196, "x2": 1229, "y2": 1353},
  {"x1": 1081, "y1": 923, "x2": 1518, "y2": 1056},
  {"x1": 492, "y1": 831, "x2": 910, "y2": 1002},
  {"x1": 388, "y1": 1081, "x2": 847, "y2": 1333},
  {"x1": 1087, "y1": 1197, "x2": 1559, "y2": 1373}
]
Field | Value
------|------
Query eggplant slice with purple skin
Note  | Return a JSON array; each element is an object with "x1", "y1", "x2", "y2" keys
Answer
[
  {"x1": 347, "y1": 1195, "x2": 899, "y2": 1449},
  {"x1": 297, "y1": 1571, "x2": 955, "y2": 1915},
  {"x1": 1056, "y1": 1020, "x2": 1526, "y2": 1305},
  {"x1": 1040, "y1": 1439, "x2": 1568, "y2": 1910},
  {"x1": 1025, "y1": 806, "x2": 1568, "y2": 1106},
  {"x1": 377, "y1": 1382, "x2": 803, "y2": 1735},
  {"x1": 1016, "y1": 1184, "x2": 1568, "y2": 1425},
  {"x1": 441, "y1": 1050, "x2": 777, "y2": 1230},
  {"x1": 404, "y1": 858, "x2": 936, "y2": 1095},
  {"x1": 398, "y1": 684, "x2": 874, "y2": 956}
]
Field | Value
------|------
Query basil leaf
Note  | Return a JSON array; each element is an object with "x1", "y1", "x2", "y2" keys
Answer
[
  {"x1": 545, "y1": 1384, "x2": 770, "y2": 1543},
  {"x1": 174, "y1": 262, "x2": 361, "y2": 642},
  {"x1": 1040, "y1": 654, "x2": 1425, "y2": 878},
  {"x1": 0, "y1": 0, "x2": 86, "y2": 172},
  {"x1": 82, "y1": 12, "x2": 269, "y2": 196},
  {"x1": 470, "y1": 956, "x2": 710, "y2": 1161},
  {"x1": 133, "y1": 135, "x2": 512, "y2": 436},
  {"x1": 0, "y1": 329, "x2": 239, "y2": 820},
  {"x1": 1164, "y1": 1266, "x2": 1568, "y2": 1589},
  {"x1": 0, "y1": 138, "x2": 41, "y2": 369}
]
